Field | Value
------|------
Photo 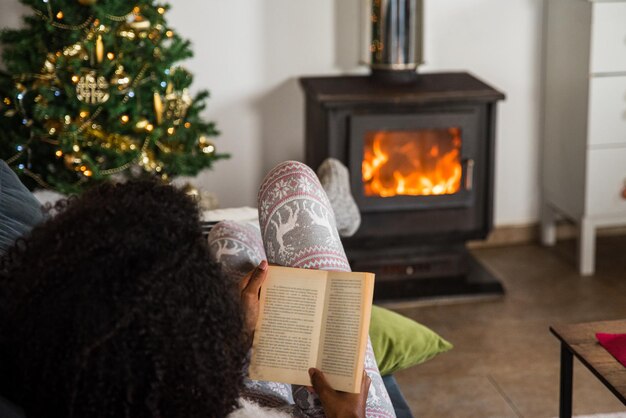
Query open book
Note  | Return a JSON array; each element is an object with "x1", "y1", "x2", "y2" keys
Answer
[{"x1": 249, "y1": 266, "x2": 375, "y2": 393}]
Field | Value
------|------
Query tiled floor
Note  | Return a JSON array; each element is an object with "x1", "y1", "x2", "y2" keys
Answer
[{"x1": 391, "y1": 235, "x2": 626, "y2": 418}]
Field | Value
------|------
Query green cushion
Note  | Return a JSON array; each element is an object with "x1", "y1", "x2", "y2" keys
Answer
[{"x1": 369, "y1": 305, "x2": 453, "y2": 376}]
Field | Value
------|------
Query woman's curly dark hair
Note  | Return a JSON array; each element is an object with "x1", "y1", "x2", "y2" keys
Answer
[{"x1": 0, "y1": 180, "x2": 247, "y2": 418}]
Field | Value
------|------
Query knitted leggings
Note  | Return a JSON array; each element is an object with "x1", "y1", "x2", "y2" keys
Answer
[{"x1": 208, "y1": 161, "x2": 396, "y2": 418}]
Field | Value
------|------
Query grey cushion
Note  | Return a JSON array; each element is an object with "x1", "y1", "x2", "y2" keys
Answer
[{"x1": 0, "y1": 160, "x2": 44, "y2": 255}]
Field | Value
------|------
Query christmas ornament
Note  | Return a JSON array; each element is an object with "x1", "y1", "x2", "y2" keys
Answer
[
  {"x1": 110, "y1": 66, "x2": 131, "y2": 91},
  {"x1": 134, "y1": 118, "x2": 149, "y2": 132},
  {"x1": 165, "y1": 88, "x2": 192, "y2": 124},
  {"x1": 181, "y1": 182, "x2": 199, "y2": 200},
  {"x1": 153, "y1": 92, "x2": 163, "y2": 125},
  {"x1": 96, "y1": 34, "x2": 104, "y2": 63},
  {"x1": 64, "y1": 153, "x2": 83, "y2": 171},
  {"x1": 44, "y1": 120, "x2": 62, "y2": 135},
  {"x1": 139, "y1": 149, "x2": 158, "y2": 172},
  {"x1": 76, "y1": 72, "x2": 110, "y2": 104},
  {"x1": 148, "y1": 28, "x2": 162, "y2": 43},
  {"x1": 63, "y1": 43, "x2": 88, "y2": 60},
  {"x1": 129, "y1": 16, "x2": 151, "y2": 31},
  {"x1": 117, "y1": 25, "x2": 137, "y2": 41},
  {"x1": 42, "y1": 53, "x2": 56, "y2": 73},
  {"x1": 198, "y1": 136, "x2": 215, "y2": 155}
]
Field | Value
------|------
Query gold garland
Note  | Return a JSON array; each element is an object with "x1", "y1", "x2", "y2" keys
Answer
[
  {"x1": 5, "y1": 151, "x2": 24, "y2": 165},
  {"x1": 34, "y1": 3, "x2": 138, "y2": 31},
  {"x1": 104, "y1": 10, "x2": 137, "y2": 22},
  {"x1": 99, "y1": 135, "x2": 150, "y2": 175},
  {"x1": 34, "y1": 8, "x2": 94, "y2": 31},
  {"x1": 23, "y1": 168, "x2": 52, "y2": 189}
]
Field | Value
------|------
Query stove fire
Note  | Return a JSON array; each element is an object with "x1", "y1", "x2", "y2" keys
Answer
[{"x1": 362, "y1": 127, "x2": 463, "y2": 197}]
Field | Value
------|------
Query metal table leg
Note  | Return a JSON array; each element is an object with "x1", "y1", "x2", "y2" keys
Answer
[{"x1": 559, "y1": 343, "x2": 573, "y2": 418}]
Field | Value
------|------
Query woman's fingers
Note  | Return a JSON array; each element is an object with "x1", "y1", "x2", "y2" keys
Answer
[
  {"x1": 239, "y1": 260, "x2": 268, "y2": 293},
  {"x1": 243, "y1": 260, "x2": 268, "y2": 298}
]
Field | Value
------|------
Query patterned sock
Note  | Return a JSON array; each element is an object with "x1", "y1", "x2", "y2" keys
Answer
[
  {"x1": 207, "y1": 220, "x2": 266, "y2": 283},
  {"x1": 316, "y1": 158, "x2": 361, "y2": 237}
]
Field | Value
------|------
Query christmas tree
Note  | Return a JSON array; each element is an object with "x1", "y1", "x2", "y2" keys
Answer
[{"x1": 0, "y1": 0, "x2": 226, "y2": 194}]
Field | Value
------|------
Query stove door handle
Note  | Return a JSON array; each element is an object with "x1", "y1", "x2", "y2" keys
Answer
[{"x1": 463, "y1": 158, "x2": 475, "y2": 191}]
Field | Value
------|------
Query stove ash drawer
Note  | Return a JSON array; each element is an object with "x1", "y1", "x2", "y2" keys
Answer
[
  {"x1": 586, "y1": 147, "x2": 626, "y2": 216},
  {"x1": 590, "y1": 1, "x2": 626, "y2": 74}
]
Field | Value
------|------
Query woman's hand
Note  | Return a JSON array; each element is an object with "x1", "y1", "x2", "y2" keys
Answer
[
  {"x1": 239, "y1": 260, "x2": 268, "y2": 347},
  {"x1": 308, "y1": 368, "x2": 371, "y2": 418}
]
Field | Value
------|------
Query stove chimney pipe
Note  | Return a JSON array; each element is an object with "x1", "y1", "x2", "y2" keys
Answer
[{"x1": 361, "y1": 0, "x2": 424, "y2": 82}]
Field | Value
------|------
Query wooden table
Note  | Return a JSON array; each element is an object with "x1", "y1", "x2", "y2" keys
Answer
[{"x1": 550, "y1": 320, "x2": 626, "y2": 418}]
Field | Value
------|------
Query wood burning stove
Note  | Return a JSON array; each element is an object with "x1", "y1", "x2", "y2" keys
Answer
[{"x1": 300, "y1": 72, "x2": 506, "y2": 302}]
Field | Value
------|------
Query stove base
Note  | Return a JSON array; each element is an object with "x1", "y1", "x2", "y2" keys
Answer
[{"x1": 354, "y1": 252, "x2": 505, "y2": 303}]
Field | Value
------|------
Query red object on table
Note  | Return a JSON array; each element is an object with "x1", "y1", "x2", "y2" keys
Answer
[{"x1": 596, "y1": 333, "x2": 626, "y2": 367}]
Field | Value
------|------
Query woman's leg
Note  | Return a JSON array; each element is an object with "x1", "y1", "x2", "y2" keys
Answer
[
  {"x1": 258, "y1": 161, "x2": 396, "y2": 418},
  {"x1": 207, "y1": 221, "x2": 297, "y2": 412}
]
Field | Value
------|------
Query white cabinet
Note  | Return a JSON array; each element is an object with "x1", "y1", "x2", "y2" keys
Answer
[{"x1": 542, "y1": 0, "x2": 626, "y2": 275}]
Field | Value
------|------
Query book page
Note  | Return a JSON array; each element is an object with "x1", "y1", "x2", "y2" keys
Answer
[
  {"x1": 249, "y1": 266, "x2": 328, "y2": 387},
  {"x1": 316, "y1": 271, "x2": 374, "y2": 393}
]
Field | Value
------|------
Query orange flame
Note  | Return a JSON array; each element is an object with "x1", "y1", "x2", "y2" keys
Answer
[{"x1": 362, "y1": 128, "x2": 462, "y2": 197}]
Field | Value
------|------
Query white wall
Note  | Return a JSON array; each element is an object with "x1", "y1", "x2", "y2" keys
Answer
[{"x1": 0, "y1": 0, "x2": 545, "y2": 226}]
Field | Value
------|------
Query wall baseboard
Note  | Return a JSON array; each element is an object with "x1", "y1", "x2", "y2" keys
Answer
[{"x1": 468, "y1": 222, "x2": 626, "y2": 249}]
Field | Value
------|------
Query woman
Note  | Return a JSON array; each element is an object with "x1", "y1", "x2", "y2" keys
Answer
[{"x1": 0, "y1": 165, "x2": 381, "y2": 417}]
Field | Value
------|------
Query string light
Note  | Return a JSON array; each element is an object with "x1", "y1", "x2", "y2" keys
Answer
[
  {"x1": 107, "y1": 52, "x2": 115, "y2": 60},
  {"x1": 160, "y1": 81, "x2": 167, "y2": 88},
  {"x1": 55, "y1": 150, "x2": 63, "y2": 157},
  {"x1": 157, "y1": 7, "x2": 165, "y2": 14},
  {"x1": 56, "y1": 11, "x2": 64, "y2": 19},
  {"x1": 146, "y1": 123, "x2": 154, "y2": 132},
  {"x1": 120, "y1": 115, "x2": 129, "y2": 123},
  {"x1": 16, "y1": 145, "x2": 23, "y2": 151}
]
